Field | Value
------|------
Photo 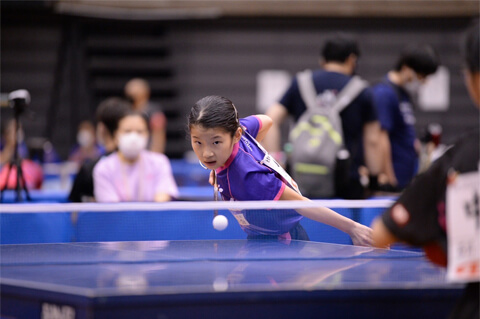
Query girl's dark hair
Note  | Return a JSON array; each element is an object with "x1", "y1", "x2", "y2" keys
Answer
[
  {"x1": 95, "y1": 97, "x2": 131, "y2": 136},
  {"x1": 117, "y1": 110, "x2": 150, "y2": 134},
  {"x1": 188, "y1": 95, "x2": 241, "y2": 137},
  {"x1": 394, "y1": 44, "x2": 439, "y2": 76}
]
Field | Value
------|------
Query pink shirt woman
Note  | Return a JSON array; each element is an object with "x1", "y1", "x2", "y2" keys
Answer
[{"x1": 93, "y1": 112, "x2": 178, "y2": 202}]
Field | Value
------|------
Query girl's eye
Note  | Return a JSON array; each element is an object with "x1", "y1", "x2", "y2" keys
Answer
[{"x1": 213, "y1": 141, "x2": 221, "y2": 145}]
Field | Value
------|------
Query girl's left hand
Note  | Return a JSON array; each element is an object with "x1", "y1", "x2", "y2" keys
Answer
[
  {"x1": 349, "y1": 222, "x2": 374, "y2": 247},
  {"x1": 208, "y1": 170, "x2": 215, "y2": 186}
]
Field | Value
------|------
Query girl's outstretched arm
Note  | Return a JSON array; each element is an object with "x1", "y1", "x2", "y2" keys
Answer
[
  {"x1": 254, "y1": 115, "x2": 273, "y2": 142},
  {"x1": 280, "y1": 186, "x2": 373, "y2": 247}
]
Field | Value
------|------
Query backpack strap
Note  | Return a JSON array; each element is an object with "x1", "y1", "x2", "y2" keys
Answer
[
  {"x1": 297, "y1": 70, "x2": 368, "y2": 113},
  {"x1": 332, "y1": 75, "x2": 369, "y2": 113},
  {"x1": 297, "y1": 69, "x2": 318, "y2": 110}
]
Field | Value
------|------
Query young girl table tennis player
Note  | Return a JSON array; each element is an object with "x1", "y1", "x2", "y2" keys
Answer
[{"x1": 188, "y1": 95, "x2": 372, "y2": 245}]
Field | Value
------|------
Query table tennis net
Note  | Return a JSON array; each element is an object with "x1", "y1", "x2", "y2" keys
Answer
[{"x1": 1, "y1": 199, "x2": 397, "y2": 245}]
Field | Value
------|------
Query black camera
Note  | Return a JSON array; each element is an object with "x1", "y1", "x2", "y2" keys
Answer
[{"x1": 8, "y1": 89, "x2": 30, "y2": 115}]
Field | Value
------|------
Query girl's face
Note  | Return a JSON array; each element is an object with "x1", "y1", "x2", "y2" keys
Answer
[{"x1": 190, "y1": 125, "x2": 242, "y2": 170}]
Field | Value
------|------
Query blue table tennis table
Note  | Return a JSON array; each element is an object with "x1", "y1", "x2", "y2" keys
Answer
[{"x1": 0, "y1": 240, "x2": 463, "y2": 319}]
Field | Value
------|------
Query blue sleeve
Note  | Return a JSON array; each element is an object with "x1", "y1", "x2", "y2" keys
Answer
[
  {"x1": 240, "y1": 116, "x2": 261, "y2": 139},
  {"x1": 372, "y1": 84, "x2": 398, "y2": 132},
  {"x1": 279, "y1": 78, "x2": 305, "y2": 117},
  {"x1": 358, "y1": 87, "x2": 378, "y2": 124},
  {"x1": 279, "y1": 78, "x2": 298, "y2": 107}
]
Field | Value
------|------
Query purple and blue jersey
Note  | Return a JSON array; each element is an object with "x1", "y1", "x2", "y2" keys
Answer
[{"x1": 215, "y1": 116, "x2": 303, "y2": 236}]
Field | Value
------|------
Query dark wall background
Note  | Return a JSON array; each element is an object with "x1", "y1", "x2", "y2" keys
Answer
[{"x1": 1, "y1": 3, "x2": 478, "y2": 159}]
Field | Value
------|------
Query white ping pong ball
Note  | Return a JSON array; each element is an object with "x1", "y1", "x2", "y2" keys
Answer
[{"x1": 213, "y1": 215, "x2": 228, "y2": 231}]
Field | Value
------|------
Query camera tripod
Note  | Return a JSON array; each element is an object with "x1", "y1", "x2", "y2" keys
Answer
[{"x1": 0, "y1": 93, "x2": 31, "y2": 203}]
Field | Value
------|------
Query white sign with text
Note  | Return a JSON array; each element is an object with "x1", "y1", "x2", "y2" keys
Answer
[{"x1": 446, "y1": 170, "x2": 480, "y2": 282}]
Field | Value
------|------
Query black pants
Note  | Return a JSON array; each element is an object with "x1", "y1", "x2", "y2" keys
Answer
[
  {"x1": 337, "y1": 178, "x2": 366, "y2": 199},
  {"x1": 247, "y1": 223, "x2": 310, "y2": 241},
  {"x1": 448, "y1": 282, "x2": 479, "y2": 319}
]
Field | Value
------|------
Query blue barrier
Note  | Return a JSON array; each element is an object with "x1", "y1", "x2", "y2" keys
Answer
[
  {"x1": 170, "y1": 159, "x2": 211, "y2": 187},
  {"x1": 1, "y1": 186, "x2": 214, "y2": 203}
]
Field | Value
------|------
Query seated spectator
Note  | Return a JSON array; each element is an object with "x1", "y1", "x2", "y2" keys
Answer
[
  {"x1": 124, "y1": 78, "x2": 167, "y2": 154},
  {"x1": 68, "y1": 120, "x2": 104, "y2": 165},
  {"x1": 68, "y1": 97, "x2": 130, "y2": 202},
  {"x1": 93, "y1": 110, "x2": 178, "y2": 202}
]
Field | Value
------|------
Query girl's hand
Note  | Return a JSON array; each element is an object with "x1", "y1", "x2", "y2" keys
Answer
[
  {"x1": 349, "y1": 222, "x2": 374, "y2": 247},
  {"x1": 209, "y1": 170, "x2": 215, "y2": 186}
]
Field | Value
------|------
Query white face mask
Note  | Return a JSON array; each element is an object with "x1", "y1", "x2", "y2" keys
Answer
[
  {"x1": 77, "y1": 130, "x2": 94, "y2": 148},
  {"x1": 118, "y1": 132, "x2": 148, "y2": 160}
]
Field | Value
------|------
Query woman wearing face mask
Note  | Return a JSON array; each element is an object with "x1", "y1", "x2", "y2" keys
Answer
[{"x1": 93, "y1": 111, "x2": 178, "y2": 202}]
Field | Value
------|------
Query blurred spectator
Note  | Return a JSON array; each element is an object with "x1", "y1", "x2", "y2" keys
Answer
[
  {"x1": 68, "y1": 97, "x2": 130, "y2": 202},
  {"x1": 372, "y1": 44, "x2": 439, "y2": 191},
  {"x1": 263, "y1": 34, "x2": 382, "y2": 199},
  {"x1": 372, "y1": 24, "x2": 479, "y2": 319},
  {"x1": 124, "y1": 78, "x2": 167, "y2": 154},
  {"x1": 39, "y1": 140, "x2": 62, "y2": 164},
  {"x1": 93, "y1": 110, "x2": 178, "y2": 202},
  {"x1": 0, "y1": 118, "x2": 43, "y2": 190},
  {"x1": 68, "y1": 120, "x2": 104, "y2": 165}
]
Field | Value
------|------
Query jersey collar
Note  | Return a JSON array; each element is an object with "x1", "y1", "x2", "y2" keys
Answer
[{"x1": 216, "y1": 142, "x2": 239, "y2": 173}]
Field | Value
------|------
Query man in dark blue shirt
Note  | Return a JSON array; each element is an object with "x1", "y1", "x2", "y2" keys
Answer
[
  {"x1": 264, "y1": 34, "x2": 382, "y2": 199},
  {"x1": 372, "y1": 45, "x2": 439, "y2": 191}
]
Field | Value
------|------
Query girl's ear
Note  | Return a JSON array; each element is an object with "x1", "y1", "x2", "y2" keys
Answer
[{"x1": 233, "y1": 127, "x2": 242, "y2": 144}]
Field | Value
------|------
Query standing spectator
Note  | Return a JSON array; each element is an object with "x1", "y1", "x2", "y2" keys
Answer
[
  {"x1": 68, "y1": 97, "x2": 130, "y2": 202},
  {"x1": 263, "y1": 34, "x2": 382, "y2": 199},
  {"x1": 93, "y1": 110, "x2": 178, "y2": 202},
  {"x1": 68, "y1": 120, "x2": 104, "y2": 165},
  {"x1": 124, "y1": 78, "x2": 167, "y2": 154},
  {"x1": 372, "y1": 24, "x2": 479, "y2": 319},
  {"x1": 372, "y1": 44, "x2": 439, "y2": 191}
]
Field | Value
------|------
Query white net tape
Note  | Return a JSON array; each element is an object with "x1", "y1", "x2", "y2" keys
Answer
[{"x1": 0, "y1": 199, "x2": 395, "y2": 213}]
